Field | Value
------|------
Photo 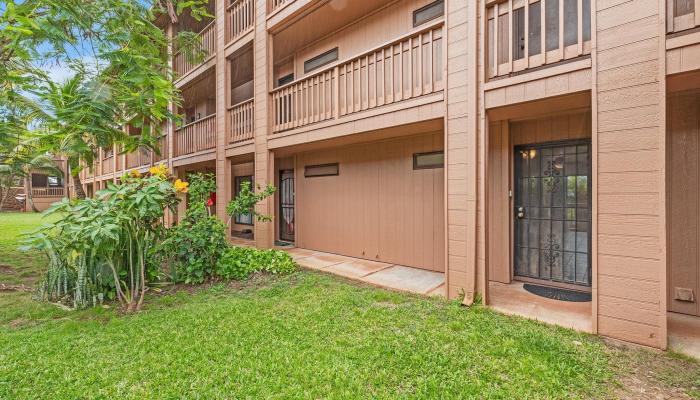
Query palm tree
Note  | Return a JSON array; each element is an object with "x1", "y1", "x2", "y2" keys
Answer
[{"x1": 29, "y1": 73, "x2": 128, "y2": 199}]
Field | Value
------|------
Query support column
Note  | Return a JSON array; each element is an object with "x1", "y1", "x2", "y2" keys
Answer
[
  {"x1": 253, "y1": 0, "x2": 274, "y2": 249},
  {"x1": 445, "y1": 0, "x2": 480, "y2": 301},
  {"x1": 215, "y1": 0, "x2": 229, "y2": 223},
  {"x1": 593, "y1": 0, "x2": 667, "y2": 348}
]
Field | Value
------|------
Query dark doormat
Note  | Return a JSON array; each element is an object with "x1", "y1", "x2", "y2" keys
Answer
[{"x1": 523, "y1": 284, "x2": 592, "y2": 302}]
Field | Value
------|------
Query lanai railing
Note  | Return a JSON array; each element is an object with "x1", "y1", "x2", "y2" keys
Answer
[
  {"x1": 102, "y1": 155, "x2": 114, "y2": 175},
  {"x1": 154, "y1": 135, "x2": 168, "y2": 162},
  {"x1": 31, "y1": 187, "x2": 65, "y2": 198},
  {"x1": 668, "y1": 0, "x2": 700, "y2": 34},
  {"x1": 228, "y1": 99, "x2": 254, "y2": 143},
  {"x1": 269, "y1": 0, "x2": 293, "y2": 14},
  {"x1": 486, "y1": 0, "x2": 591, "y2": 80},
  {"x1": 126, "y1": 148, "x2": 151, "y2": 169},
  {"x1": 226, "y1": 0, "x2": 254, "y2": 44},
  {"x1": 271, "y1": 22, "x2": 444, "y2": 133},
  {"x1": 173, "y1": 21, "x2": 216, "y2": 77},
  {"x1": 174, "y1": 114, "x2": 216, "y2": 157}
]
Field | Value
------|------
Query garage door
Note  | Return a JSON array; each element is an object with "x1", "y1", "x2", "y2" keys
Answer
[{"x1": 295, "y1": 132, "x2": 444, "y2": 272}]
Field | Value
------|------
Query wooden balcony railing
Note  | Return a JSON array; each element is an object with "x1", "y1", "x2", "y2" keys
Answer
[
  {"x1": 32, "y1": 187, "x2": 65, "y2": 198},
  {"x1": 269, "y1": 0, "x2": 293, "y2": 14},
  {"x1": 154, "y1": 135, "x2": 168, "y2": 162},
  {"x1": 228, "y1": 99, "x2": 254, "y2": 144},
  {"x1": 271, "y1": 22, "x2": 444, "y2": 133},
  {"x1": 668, "y1": 0, "x2": 700, "y2": 34},
  {"x1": 226, "y1": 0, "x2": 254, "y2": 44},
  {"x1": 102, "y1": 157, "x2": 114, "y2": 175},
  {"x1": 486, "y1": 0, "x2": 591, "y2": 79},
  {"x1": 173, "y1": 21, "x2": 216, "y2": 77},
  {"x1": 126, "y1": 148, "x2": 151, "y2": 169},
  {"x1": 174, "y1": 114, "x2": 216, "y2": 157}
]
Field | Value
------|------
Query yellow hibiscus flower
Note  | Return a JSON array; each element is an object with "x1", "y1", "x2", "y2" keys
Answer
[
  {"x1": 174, "y1": 179, "x2": 189, "y2": 193},
  {"x1": 129, "y1": 169, "x2": 142, "y2": 178},
  {"x1": 149, "y1": 164, "x2": 168, "y2": 178}
]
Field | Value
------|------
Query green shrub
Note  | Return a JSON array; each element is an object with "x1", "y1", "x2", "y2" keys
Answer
[
  {"x1": 158, "y1": 216, "x2": 228, "y2": 284},
  {"x1": 216, "y1": 247, "x2": 296, "y2": 281}
]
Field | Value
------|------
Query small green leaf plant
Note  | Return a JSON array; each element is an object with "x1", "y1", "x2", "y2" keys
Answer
[{"x1": 225, "y1": 180, "x2": 276, "y2": 226}]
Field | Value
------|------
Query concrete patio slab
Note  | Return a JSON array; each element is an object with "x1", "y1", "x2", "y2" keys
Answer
[
  {"x1": 488, "y1": 281, "x2": 592, "y2": 333},
  {"x1": 324, "y1": 259, "x2": 393, "y2": 279},
  {"x1": 668, "y1": 312, "x2": 700, "y2": 360},
  {"x1": 285, "y1": 247, "x2": 446, "y2": 296},
  {"x1": 361, "y1": 265, "x2": 445, "y2": 295},
  {"x1": 294, "y1": 252, "x2": 355, "y2": 270}
]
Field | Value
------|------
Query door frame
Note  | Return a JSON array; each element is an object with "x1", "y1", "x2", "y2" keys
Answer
[
  {"x1": 510, "y1": 138, "x2": 593, "y2": 292},
  {"x1": 279, "y1": 169, "x2": 295, "y2": 242}
]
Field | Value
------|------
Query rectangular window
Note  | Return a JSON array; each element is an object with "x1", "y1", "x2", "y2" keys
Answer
[
  {"x1": 277, "y1": 73, "x2": 294, "y2": 86},
  {"x1": 528, "y1": 1, "x2": 542, "y2": 56},
  {"x1": 413, "y1": 151, "x2": 444, "y2": 170},
  {"x1": 563, "y1": 0, "x2": 578, "y2": 47},
  {"x1": 304, "y1": 163, "x2": 339, "y2": 178},
  {"x1": 413, "y1": 0, "x2": 444, "y2": 27},
  {"x1": 513, "y1": 7, "x2": 525, "y2": 61},
  {"x1": 304, "y1": 48, "x2": 338, "y2": 74},
  {"x1": 545, "y1": 0, "x2": 559, "y2": 52},
  {"x1": 48, "y1": 176, "x2": 62, "y2": 187},
  {"x1": 234, "y1": 175, "x2": 253, "y2": 225},
  {"x1": 31, "y1": 173, "x2": 48, "y2": 187}
]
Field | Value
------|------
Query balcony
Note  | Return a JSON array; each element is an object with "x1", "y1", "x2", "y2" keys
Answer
[
  {"x1": 269, "y1": 0, "x2": 294, "y2": 14},
  {"x1": 126, "y1": 148, "x2": 152, "y2": 169},
  {"x1": 173, "y1": 21, "x2": 216, "y2": 78},
  {"x1": 226, "y1": 0, "x2": 254, "y2": 45},
  {"x1": 174, "y1": 114, "x2": 217, "y2": 157},
  {"x1": 102, "y1": 155, "x2": 114, "y2": 175},
  {"x1": 228, "y1": 99, "x2": 254, "y2": 144},
  {"x1": 154, "y1": 135, "x2": 168, "y2": 163},
  {"x1": 31, "y1": 187, "x2": 65, "y2": 198},
  {"x1": 271, "y1": 22, "x2": 444, "y2": 134},
  {"x1": 668, "y1": 0, "x2": 700, "y2": 34},
  {"x1": 486, "y1": 0, "x2": 591, "y2": 80}
]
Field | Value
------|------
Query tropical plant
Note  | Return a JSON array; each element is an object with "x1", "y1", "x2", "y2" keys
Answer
[
  {"x1": 0, "y1": 0, "x2": 210, "y2": 198},
  {"x1": 215, "y1": 247, "x2": 296, "y2": 281},
  {"x1": 225, "y1": 180, "x2": 276, "y2": 226},
  {"x1": 157, "y1": 173, "x2": 227, "y2": 284},
  {"x1": 23, "y1": 167, "x2": 183, "y2": 311}
]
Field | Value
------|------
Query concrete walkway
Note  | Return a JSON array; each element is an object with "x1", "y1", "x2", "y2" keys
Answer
[{"x1": 286, "y1": 248, "x2": 445, "y2": 296}]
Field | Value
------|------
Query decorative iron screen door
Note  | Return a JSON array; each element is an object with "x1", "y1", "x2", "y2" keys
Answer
[
  {"x1": 279, "y1": 170, "x2": 295, "y2": 242},
  {"x1": 513, "y1": 140, "x2": 592, "y2": 287}
]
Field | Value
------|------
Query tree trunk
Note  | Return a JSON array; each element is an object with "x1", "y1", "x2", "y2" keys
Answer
[
  {"x1": 25, "y1": 177, "x2": 39, "y2": 212},
  {"x1": 72, "y1": 173, "x2": 86, "y2": 199}
]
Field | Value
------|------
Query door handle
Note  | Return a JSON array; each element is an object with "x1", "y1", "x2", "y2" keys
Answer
[{"x1": 516, "y1": 207, "x2": 525, "y2": 219}]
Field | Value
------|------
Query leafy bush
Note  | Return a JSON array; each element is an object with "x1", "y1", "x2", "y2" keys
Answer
[
  {"x1": 216, "y1": 247, "x2": 296, "y2": 281},
  {"x1": 157, "y1": 173, "x2": 227, "y2": 284},
  {"x1": 159, "y1": 216, "x2": 228, "y2": 284},
  {"x1": 24, "y1": 165, "x2": 182, "y2": 311}
]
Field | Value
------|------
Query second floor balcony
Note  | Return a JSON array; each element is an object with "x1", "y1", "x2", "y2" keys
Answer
[
  {"x1": 226, "y1": 0, "x2": 254, "y2": 45},
  {"x1": 174, "y1": 113, "x2": 217, "y2": 157},
  {"x1": 271, "y1": 21, "x2": 444, "y2": 134},
  {"x1": 486, "y1": 0, "x2": 591, "y2": 80}
]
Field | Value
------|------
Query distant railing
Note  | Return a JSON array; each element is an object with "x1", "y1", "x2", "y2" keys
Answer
[
  {"x1": 269, "y1": 0, "x2": 293, "y2": 14},
  {"x1": 271, "y1": 22, "x2": 444, "y2": 133},
  {"x1": 102, "y1": 156, "x2": 114, "y2": 175},
  {"x1": 226, "y1": 0, "x2": 254, "y2": 44},
  {"x1": 174, "y1": 21, "x2": 216, "y2": 77},
  {"x1": 154, "y1": 135, "x2": 168, "y2": 162},
  {"x1": 668, "y1": 0, "x2": 700, "y2": 33},
  {"x1": 174, "y1": 114, "x2": 216, "y2": 157},
  {"x1": 126, "y1": 149, "x2": 151, "y2": 169},
  {"x1": 228, "y1": 99, "x2": 254, "y2": 144},
  {"x1": 486, "y1": 0, "x2": 591, "y2": 79},
  {"x1": 32, "y1": 187, "x2": 65, "y2": 198}
]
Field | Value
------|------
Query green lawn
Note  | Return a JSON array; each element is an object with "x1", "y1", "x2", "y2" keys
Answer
[{"x1": 0, "y1": 212, "x2": 698, "y2": 399}]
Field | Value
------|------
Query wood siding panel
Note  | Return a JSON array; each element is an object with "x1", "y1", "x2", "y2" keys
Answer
[
  {"x1": 295, "y1": 132, "x2": 445, "y2": 272},
  {"x1": 594, "y1": 0, "x2": 665, "y2": 347},
  {"x1": 667, "y1": 92, "x2": 700, "y2": 316}
]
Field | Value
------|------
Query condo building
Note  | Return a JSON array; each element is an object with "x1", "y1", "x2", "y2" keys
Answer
[{"x1": 73, "y1": 0, "x2": 700, "y2": 353}]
